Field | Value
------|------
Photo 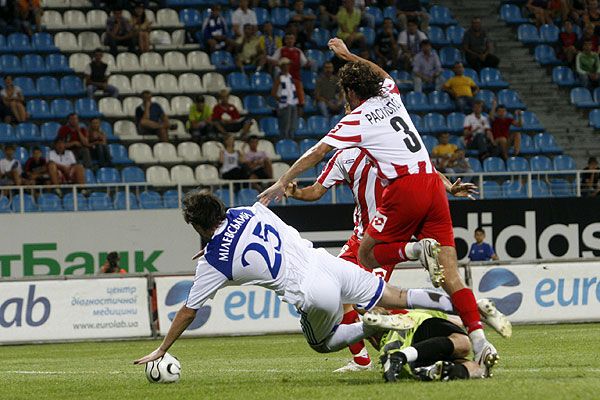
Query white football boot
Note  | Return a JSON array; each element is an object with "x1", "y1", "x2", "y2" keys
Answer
[
  {"x1": 478, "y1": 298, "x2": 513, "y2": 338},
  {"x1": 333, "y1": 360, "x2": 373, "y2": 373},
  {"x1": 418, "y1": 238, "x2": 445, "y2": 288}
]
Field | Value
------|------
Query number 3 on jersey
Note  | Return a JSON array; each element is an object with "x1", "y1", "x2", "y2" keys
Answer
[
  {"x1": 390, "y1": 116, "x2": 421, "y2": 153},
  {"x1": 241, "y1": 222, "x2": 282, "y2": 279}
]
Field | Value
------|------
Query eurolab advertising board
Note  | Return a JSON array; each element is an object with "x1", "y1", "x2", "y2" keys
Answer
[{"x1": 0, "y1": 277, "x2": 151, "y2": 343}]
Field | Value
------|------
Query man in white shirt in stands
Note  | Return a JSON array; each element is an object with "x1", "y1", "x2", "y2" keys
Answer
[
  {"x1": 271, "y1": 58, "x2": 299, "y2": 139},
  {"x1": 463, "y1": 100, "x2": 494, "y2": 160},
  {"x1": 0, "y1": 144, "x2": 23, "y2": 186},
  {"x1": 397, "y1": 19, "x2": 428, "y2": 71},
  {"x1": 231, "y1": 0, "x2": 258, "y2": 40},
  {"x1": 48, "y1": 139, "x2": 86, "y2": 192}
]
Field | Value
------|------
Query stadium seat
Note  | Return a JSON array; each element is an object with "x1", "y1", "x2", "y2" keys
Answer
[
  {"x1": 429, "y1": 5, "x2": 457, "y2": 25},
  {"x1": 0, "y1": 55, "x2": 21, "y2": 74},
  {"x1": 250, "y1": 72, "x2": 273, "y2": 92},
  {"x1": 228, "y1": 72, "x2": 251, "y2": 91},
  {"x1": 200, "y1": 141, "x2": 222, "y2": 163},
  {"x1": 506, "y1": 156, "x2": 529, "y2": 172},
  {"x1": 500, "y1": 4, "x2": 529, "y2": 24},
  {"x1": 497, "y1": 89, "x2": 526, "y2": 110},
  {"x1": 272, "y1": 162, "x2": 290, "y2": 180},
  {"x1": 16, "y1": 123, "x2": 41, "y2": 142},
  {"x1": 140, "y1": 191, "x2": 163, "y2": 209},
  {"x1": 121, "y1": 166, "x2": 146, "y2": 183},
  {"x1": 534, "y1": 44, "x2": 561, "y2": 65},
  {"x1": 8, "y1": 33, "x2": 31, "y2": 52},
  {"x1": 446, "y1": 25, "x2": 465, "y2": 45},
  {"x1": 276, "y1": 139, "x2": 300, "y2": 160},
  {"x1": 428, "y1": 26, "x2": 449, "y2": 46},
  {"x1": 589, "y1": 109, "x2": 600, "y2": 129},
  {"x1": 164, "y1": 51, "x2": 188, "y2": 71},
  {"x1": 78, "y1": 31, "x2": 102, "y2": 52},
  {"x1": 187, "y1": 50, "x2": 212, "y2": 70},
  {"x1": 109, "y1": 143, "x2": 133, "y2": 164},
  {"x1": 244, "y1": 95, "x2": 272, "y2": 115},
  {"x1": 50, "y1": 99, "x2": 73, "y2": 119},
  {"x1": 27, "y1": 99, "x2": 51, "y2": 120},
  {"x1": 550, "y1": 179, "x2": 575, "y2": 197},
  {"x1": 446, "y1": 112, "x2": 465, "y2": 134},
  {"x1": 169, "y1": 96, "x2": 191, "y2": 115},
  {"x1": 146, "y1": 166, "x2": 173, "y2": 186},
  {"x1": 530, "y1": 155, "x2": 553, "y2": 171},
  {"x1": 364, "y1": 6, "x2": 383, "y2": 25},
  {"x1": 41, "y1": 122, "x2": 60, "y2": 141},
  {"x1": 409, "y1": 114, "x2": 426, "y2": 134},
  {"x1": 131, "y1": 73, "x2": 155, "y2": 93},
  {"x1": 129, "y1": 143, "x2": 155, "y2": 163},
  {"x1": 154, "y1": 142, "x2": 182, "y2": 163},
  {"x1": 520, "y1": 111, "x2": 544, "y2": 131},
  {"x1": 45, "y1": 53, "x2": 72, "y2": 73},
  {"x1": 358, "y1": 27, "x2": 376, "y2": 46},
  {"x1": 405, "y1": 91, "x2": 430, "y2": 112},
  {"x1": 211, "y1": 51, "x2": 235, "y2": 70},
  {"x1": 467, "y1": 157, "x2": 483, "y2": 173},
  {"x1": 424, "y1": 113, "x2": 448, "y2": 134},
  {"x1": 60, "y1": 76, "x2": 85, "y2": 96},
  {"x1": 96, "y1": 167, "x2": 120, "y2": 184},
  {"x1": 271, "y1": 7, "x2": 291, "y2": 26},
  {"x1": 195, "y1": 164, "x2": 220, "y2": 185},
  {"x1": 531, "y1": 179, "x2": 551, "y2": 197},
  {"x1": 11, "y1": 194, "x2": 37, "y2": 212},
  {"x1": 463, "y1": 68, "x2": 481, "y2": 86},
  {"x1": 88, "y1": 192, "x2": 113, "y2": 211},
  {"x1": 99, "y1": 98, "x2": 124, "y2": 118},
  {"x1": 306, "y1": 49, "x2": 328, "y2": 69},
  {"x1": 64, "y1": 10, "x2": 87, "y2": 28},
  {"x1": 422, "y1": 135, "x2": 438, "y2": 154},
  {"x1": 203, "y1": 72, "x2": 227, "y2": 92},
  {"x1": 178, "y1": 73, "x2": 203, "y2": 94},
  {"x1": 502, "y1": 180, "x2": 527, "y2": 198},
  {"x1": 113, "y1": 192, "x2": 139, "y2": 210},
  {"x1": 552, "y1": 154, "x2": 576, "y2": 171},
  {"x1": 163, "y1": 190, "x2": 181, "y2": 208},
  {"x1": 38, "y1": 76, "x2": 62, "y2": 96},
  {"x1": 428, "y1": 91, "x2": 454, "y2": 112},
  {"x1": 54, "y1": 32, "x2": 78, "y2": 51},
  {"x1": 389, "y1": 70, "x2": 413, "y2": 91},
  {"x1": 171, "y1": 165, "x2": 198, "y2": 186},
  {"x1": 177, "y1": 142, "x2": 202, "y2": 162},
  {"x1": 448, "y1": 135, "x2": 464, "y2": 150},
  {"x1": 335, "y1": 184, "x2": 354, "y2": 204},
  {"x1": 519, "y1": 134, "x2": 536, "y2": 155},
  {"x1": 260, "y1": 117, "x2": 280, "y2": 137},
  {"x1": 534, "y1": 132, "x2": 562, "y2": 154},
  {"x1": 116, "y1": 52, "x2": 141, "y2": 72},
  {"x1": 114, "y1": 120, "x2": 141, "y2": 140},
  {"x1": 149, "y1": 30, "x2": 172, "y2": 48},
  {"x1": 236, "y1": 188, "x2": 260, "y2": 206},
  {"x1": 61, "y1": 193, "x2": 88, "y2": 211},
  {"x1": 179, "y1": 8, "x2": 202, "y2": 27},
  {"x1": 517, "y1": 24, "x2": 542, "y2": 45},
  {"x1": 295, "y1": 117, "x2": 310, "y2": 136},
  {"x1": 14, "y1": 77, "x2": 36, "y2": 97},
  {"x1": 479, "y1": 68, "x2": 509, "y2": 89},
  {"x1": 14, "y1": 147, "x2": 29, "y2": 165},
  {"x1": 540, "y1": 24, "x2": 559, "y2": 43},
  {"x1": 307, "y1": 116, "x2": 329, "y2": 137},
  {"x1": 107, "y1": 75, "x2": 133, "y2": 95},
  {"x1": 299, "y1": 139, "x2": 318, "y2": 154},
  {"x1": 41, "y1": 9, "x2": 63, "y2": 29},
  {"x1": 301, "y1": 70, "x2": 317, "y2": 91},
  {"x1": 87, "y1": 9, "x2": 108, "y2": 28},
  {"x1": 0, "y1": 196, "x2": 10, "y2": 213},
  {"x1": 312, "y1": 28, "x2": 330, "y2": 48},
  {"x1": 75, "y1": 98, "x2": 101, "y2": 118},
  {"x1": 571, "y1": 87, "x2": 597, "y2": 108},
  {"x1": 157, "y1": 8, "x2": 182, "y2": 28},
  {"x1": 439, "y1": 47, "x2": 462, "y2": 68},
  {"x1": 481, "y1": 181, "x2": 503, "y2": 199},
  {"x1": 22, "y1": 54, "x2": 46, "y2": 73},
  {"x1": 140, "y1": 52, "x2": 164, "y2": 71},
  {"x1": 483, "y1": 157, "x2": 506, "y2": 173},
  {"x1": 303, "y1": 95, "x2": 317, "y2": 113}
]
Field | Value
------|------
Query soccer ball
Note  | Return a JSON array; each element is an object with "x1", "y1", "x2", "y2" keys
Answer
[{"x1": 144, "y1": 352, "x2": 181, "y2": 383}]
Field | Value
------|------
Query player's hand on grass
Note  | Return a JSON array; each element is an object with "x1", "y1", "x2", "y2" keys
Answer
[
  {"x1": 450, "y1": 178, "x2": 478, "y2": 200},
  {"x1": 134, "y1": 348, "x2": 165, "y2": 365},
  {"x1": 258, "y1": 181, "x2": 286, "y2": 205},
  {"x1": 328, "y1": 38, "x2": 351, "y2": 60}
]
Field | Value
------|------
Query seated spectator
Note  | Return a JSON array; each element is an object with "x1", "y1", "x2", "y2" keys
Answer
[
  {"x1": 570, "y1": 0, "x2": 588, "y2": 22},
  {"x1": 202, "y1": 5, "x2": 234, "y2": 53},
  {"x1": 462, "y1": 17, "x2": 500, "y2": 72},
  {"x1": 48, "y1": 139, "x2": 86, "y2": 190},
  {"x1": 23, "y1": 146, "x2": 50, "y2": 185},
  {"x1": 235, "y1": 24, "x2": 265, "y2": 71},
  {"x1": 286, "y1": 20, "x2": 310, "y2": 50},
  {"x1": 396, "y1": 0, "x2": 430, "y2": 31},
  {"x1": 576, "y1": 40, "x2": 600, "y2": 88},
  {"x1": 0, "y1": 0, "x2": 17, "y2": 35},
  {"x1": 100, "y1": 251, "x2": 126, "y2": 274},
  {"x1": 336, "y1": 0, "x2": 366, "y2": 50},
  {"x1": 259, "y1": 22, "x2": 282, "y2": 73},
  {"x1": 57, "y1": 113, "x2": 93, "y2": 169},
  {"x1": 290, "y1": 0, "x2": 316, "y2": 34},
  {"x1": 463, "y1": 100, "x2": 494, "y2": 160},
  {"x1": 0, "y1": 144, "x2": 23, "y2": 186},
  {"x1": 220, "y1": 134, "x2": 248, "y2": 180},
  {"x1": 577, "y1": 23, "x2": 599, "y2": 51},
  {"x1": 315, "y1": 61, "x2": 344, "y2": 118},
  {"x1": 319, "y1": 0, "x2": 339, "y2": 30},
  {"x1": 85, "y1": 49, "x2": 119, "y2": 99},
  {"x1": 244, "y1": 135, "x2": 273, "y2": 181},
  {"x1": 583, "y1": 0, "x2": 600, "y2": 34},
  {"x1": 272, "y1": 58, "x2": 300, "y2": 139},
  {"x1": 88, "y1": 118, "x2": 111, "y2": 167},
  {"x1": 443, "y1": 62, "x2": 479, "y2": 113},
  {"x1": 581, "y1": 156, "x2": 600, "y2": 197},
  {"x1": 527, "y1": 0, "x2": 554, "y2": 27},
  {"x1": 557, "y1": 20, "x2": 578, "y2": 64},
  {"x1": 131, "y1": 2, "x2": 152, "y2": 54},
  {"x1": 104, "y1": 9, "x2": 137, "y2": 55},
  {"x1": 16, "y1": 0, "x2": 41, "y2": 36},
  {"x1": 412, "y1": 40, "x2": 444, "y2": 93},
  {"x1": 135, "y1": 90, "x2": 169, "y2": 142},
  {"x1": 375, "y1": 18, "x2": 399, "y2": 71},
  {"x1": 397, "y1": 19, "x2": 427, "y2": 71},
  {"x1": 468, "y1": 227, "x2": 499, "y2": 262},
  {"x1": 431, "y1": 132, "x2": 473, "y2": 178},
  {"x1": 212, "y1": 89, "x2": 253, "y2": 138},
  {"x1": 489, "y1": 100, "x2": 522, "y2": 160},
  {"x1": 1, "y1": 75, "x2": 28, "y2": 123},
  {"x1": 187, "y1": 95, "x2": 214, "y2": 142},
  {"x1": 232, "y1": 0, "x2": 258, "y2": 40}
]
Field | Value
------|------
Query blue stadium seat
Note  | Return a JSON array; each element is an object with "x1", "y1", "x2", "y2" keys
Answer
[
  {"x1": 11, "y1": 194, "x2": 37, "y2": 212},
  {"x1": 474, "y1": 89, "x2": 495, "y2": 110},
  {"x1": 422, "y1": 135, "x2": 438, "y2": 154},
  {"x1": 571, "y1": 87, "x2": 597, "y2": 108},
  {"x1": 109, "y1": 143, "x2": 133, "y2": 163},
  {"x1": 314, "y1": 189, "x2": 333, "y2": 205},
  {"x1": 534, "y1": 44, "x2": 561, "y2": 65},
  {"x1": 139, "y1": 191, "x2": 163, "y2": 209},
  {"x1": 534, "y1": 132, "x2": 562, "y2": 154},
  {"x1": 428, "y1": 91, "x2": 454, "y2": 112},
  {"x1": 519, "y1": 111, "x2": 544, "y2": 131},
  {"x1": 8, "y1": 33, "x2": 31, "y2": 52},
  {"x1": 96, "y1": 167, "x2": 121, "y2": 184},
  {"x1": 14, "y1": 77, "x2": 37, "y2": 96},
  {"x1": 307, "y1": 116, "x2": 329, "y2": 137},
  {"x1": 519, "y1": 134, "x2": 536, "y2": 155},
  {"x1": 552, "y1": 66, "x2": 578, "y2": 87},
  {"x1": 405, "y1": 91, "x2": 430, "y2": 112},
  {"x1": 75, "y1": 98, "x2": 101, "y2": 118},
  {"x1": 179, "y1": 8, "x2": 202, "y2": 27},
  {"x1": 0, "y1": 196, "x2": 10, "y2": 213},
  {"x1": 62, "y1": 193, "x2": 89, "y2": 211},
  {"x1": 275, "y1": 139, "x2": 300, "y2": 160},
  {"x1": 301, "y1": 70, "x2": 317, "y2": 91},
  {"x1": 440, "y1": 68, "x2": 455, "y2": 82},
  {"x1": 37, "y1": 76, "x2": 62, "y2": 96},
  {"x1": 38, "y1": 193, "x2": 63, "y2": 212},
  {"x1": 85, "y1": 168, "x2": 96, "y2": 184},
  {"x1": 329, "y1": 114, "x2": 344, "y2": 129},
  {"x1": 250, "y1": 72, "x2": 273, "y2": 92},
  {"x1": 446, "y1": 112, "x2": 465, "y2": 134},
  {"x1": 497, "y1": 89, "x2": 526, "y2": 110},
  {"x1": 502, "y1": 180, "x2": 527, "y2": 198},
  {"x1": 500, "y1": 4, "x2": 529, "y2": 25},
  {"x1": 540, "y1": 24, "x2": 559, "y2": 43},
  {"x1": 429, "y1": 5, "x2": 457, "y2": 26},
  {"x1": 383, "y1": 6, "x2": 396, "y2": 20},
  {"x1": 0, "y1": 124, "x2": 15, "y2": 143},
  {"x1": 312, "y1": 28, "x2": 330, "y2": 48},
  {"x1": 227, "y1": 72, "x2": 251, "y2": 91},
  {"x1": 336, "y1": 184, "x2": 354, "y2": 204},
  {"x1": 446, "y1": 25, "x2": 465, "y2": 45},
  {"x1": 41, "y1": 121, "x2": 60, "y2": 141},
  {"x1": 255, "y1": 7, "x2": 269, "y2": 25},
  {"x1": 235, "y1": 188, "x2": 259, "y2": 206},
  {"x1": 271, "y1": 8, "x2": 290, "y2": 26},
  {"x1": 45, "y1": 54, "x2": 72, "y2": 73},
  {"x1": 439, "y1": 47, "x2": 462, "y2": 68},
  {"x1": 162, "y1": 190, "x2": 180, "y2": 208},
  {"x1": 506, "y1": 156, "x2": 529, "y2": 172},
  {"x1": 89, "y1": 192, "x2": 113, "y2": 211},
  {"x1": 463, "y1": 67, "x2": 481, "y2": 86},
  {"x1": 101, "y1": 120, "x2": 116, "y2": 140},
  {"x1": 300, "y1": 138, "x2": 318, "y2": 154},
  {"x1": 530, "y1": 155, "x2": 553, "y2": 171},
  {"x1": 0, "y1": 35, "x2": 5, "y2": 52},
  {"x1": 22, "y1": 54, "x2": 46, "y2": 73},
  {"x1": 32, "y1": 32, "x2": 57, "y2": 52},
  {"x1": 122, "y1": 166, "x2": 146, "y2": 183},
  {"x1": 296, "y1": 117, "x2": 310, "y2": 135},
  {"x1": 479, "y1": 68, "x2": 509, "y2": 89},
  {"x1": 424, "y1": 113, "x2": 448, "y2": 134},
  {"x1": 467, "y1": 157, "x2": 483, "y2": 173},
  {"x1": 303, "y1": 94, "x2": 316, "y2": 113},
  {"x1": 14, "y1": 146, "x2": 29, "y2": 165},
  {"x1": 428, "y1": 26, "x2": 449, "y2": 46},
  {"x1": 364, "y1": 6, "x2": 383, "y2": 26},
  {"x1": 0, "y1": 55, "x2": 21, "y2": 73},
  {"x1": 358, "y1": 26, "x2": 375, "y2": 46},
  {"x1": 390, "y1": 70, "x2": 413, "y2": 91},
  {"x1": 448, "y1": 135, "x2": 464, "y2": 149},
  {"x1": 409, "y1": 113, "x2": 426, "y2": 134},
  {"x1": 60, "y1": 76, "x2": 85, "y2": 96},
  {"x1": 481, "y1": 181, "x2": 503, "y2": 199},
  {"x1": 243, "y1": 95, "x2": 272, "y2": 115},
  {"x1": 483, "y1": 157, "x2": 506, "y2": 173},
  {"x1": 517, "y1": 24, "x2": 542, "y2": 45},
  {"x1": 550, "y1": 179, "x2": 575, "y2": 197},
  {"x1": 114, "y1": 192, "x2": 140, "y2": 210},
  {"x1": 211, "y1": 51, "x2": 235, "y2": 70},
  {"x1": 212, "y1": 189, "x2": 231, "y2": 207},
  {"x1": 306, "y1": 49, "x2": 327, "y2": 69},
  {"x1": 297, "y1": 166, "x2": 316, "y2": 180},
  {"x1": 531, "y1": 179, "x2": 550, "y2": 198},
  {"x1": 590, "y1": 109, "x2": 600, "y2": 129},
  {"x1": 259, "y1": 117, "x2": 279, "y2": 137},
  {"x1": 50, "y1": 99, "x2": 73, "y2": 118},
  {"x1": 553, "y1": 154, "x2": 575, "y2": 170},
  {"x1": 16, "y1": 123, "x2": 41, "y2": 142}
]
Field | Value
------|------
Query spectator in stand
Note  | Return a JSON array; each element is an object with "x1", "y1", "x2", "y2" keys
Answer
[
  {"x1": 397, "y1": 19, "x2": 427, "y2": 71},
  {"x1": 235, "y1": 24, "x2": 265, "y2": 71},
  {"x1": 104, "y1": 9, "x2": 137, "y2": 56},
  {"x1": 0, "y1": 144, "x2": 23, "y2": 186},
  {"x1": 220, "y1": 133, "x2": 248, "y2": 180},
  {"x1": 85, "y1": 48, "x2": 119, "y2": 99},
  {"x1": 489, "y1": 100, "x2": 522, "y2": 160},
  {"x1": 202, "y1": 5, "x2": 234, "y2": 53},
  {"x1": 468, "y1": 227, "x2": 499, "y2": 262},
  {"x1": 48, "y1": 138, "x2": 86, "y2": 190},
  {"x1": 135, "y1": 90, "x2": 170, "y2": 142},
  {"x1": 412, "y1": 40, "x2": 443, "y2": 93},
  {"x1": 319, "y1": 0, "x2": 339, "y2": 30},
  {"x1": 272, "y1": 58, "x2": 300, "y2": 139},
  {"x1": 336, "y1": 0, "x2": 367, "y2": 50},
  {"x1": 578, "y1": 23, "x2": 599, "y2": 51},
  {"x1": 100, "y1": 252, "x2": 126, "y2": 274},
  {"x1": 315, "y1": 61, "x2": 344, "y2": 118},
  {"x1": 88, "y1": 118, "x2": 111, "y2": 167},
  {"x1": 576, "y1": 40, "x2": 600, "y2": 88},
  {"x1": 212, "y1": 89, "x2": 253, "y2": 138},
  {"x1": 375, "y1": 18, "x2": 399, "y2": 70},
  {"x1": 396, "y1": 0, "x2": 430, "y2": 31},
  {"x1": 290, "y1": 0, "x2": 316, "y2": 37},
  {"x1": 443, "y1": 62, "x2": 479, "y2": 113},
  {"x1": 527, "y1": 0, "x2": 554, "y2": 27},
  {"x1": 56, "y1": 113, "x2": 93, "y2": 169},
  {"x1": 187, "y1": 95, "x2": 214, "y2": 142},
  {"x1": 569, "y1": 0, "x2": 588, "y2": 23},
  {"x1": 583, "y1": 0, "x2": 600, "y2": 34},
  {"x1": 431, "y1": 132, "x2": 473, "y2": 178},
  {"x1": 244, "y1": 135, "x2": 273, "y2": 181},
  {"x1": 269, "y1": 32, "x2": 310, "y2": 81},
  {"x1": 131, "y1": 2, "x2": 152, "y2": 54},
  {"x1": 463, "y1": 100, "x2": 494, "y2": 160},
  {"x1": 581, "y1": 156, "x2": 600, "y2": 197},
  {"x1": 462, "y1": 17, "x2": 500, "y2": 72},
  {"x1": 354, "y1": 0, "x2": 376, "y2": 30},
  {"x1": 1, "y1": 75, "x2": 28, "y2": 123},
  {"x1": 286, "y1": 20, "x2": 310, "y2": 50},
  {"x1": 557, "y1": 20, "x2": 578, "y2": 64},
  {"x1": 16, "y1": 0, "x2": 41, "y2": 36},
  {"x1": 0, "y1": 0, "x2": 17, "y2": 35},
  {"x1": 259, "y1": 21, "x2": 282, "y2": 73},
  {"x1": 232, "y1": 0, "x2": 258, "y2": 40},
  {"x1": 23, "y1": 146, "x2": 50, "y2": 185}
]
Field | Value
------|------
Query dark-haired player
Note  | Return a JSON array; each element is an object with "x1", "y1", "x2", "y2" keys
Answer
[{"x1": 258, "y1": 38, "x2": 499, "y2": 374}]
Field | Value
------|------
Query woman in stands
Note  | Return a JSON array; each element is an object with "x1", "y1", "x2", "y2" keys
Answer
[
  {"x1": 131, "y1": 2, "x2": 152, "y2": 54},
  {"x1": 88, "y1": 118, "x2": 112, "y2": 167},
  {"x1": 1, "y1": 76, "x2": 28, "y2": 123},
  {"x1": 220, "y1": 134, "x2": 249, "y2": 181}
]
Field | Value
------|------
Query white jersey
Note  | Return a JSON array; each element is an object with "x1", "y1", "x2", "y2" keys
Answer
[
  {"x1": 317, "y1": 148, "x2": 383, "y2": 240},
  {"x1": 319, "y1": 78, "x2": 434, "y2": 182}
]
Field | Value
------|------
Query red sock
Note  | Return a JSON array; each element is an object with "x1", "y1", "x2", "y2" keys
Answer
[
  {"x1": 373, "y1": 242, "x2": 410, "y2": 266},
  {"x1": 451, "y1": 288, "x2": 483, "y2": 333},
  {"x1": 341, "y1": 310, "x2": 371, "y2": 365}
]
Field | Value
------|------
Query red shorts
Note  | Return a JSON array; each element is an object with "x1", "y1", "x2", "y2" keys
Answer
[
  {"x1": 338, "y1": 234, "x2": 395, "y2": 282},
  {"x1": 365, "y1": 173, "x2": 455, "y2": 247}
]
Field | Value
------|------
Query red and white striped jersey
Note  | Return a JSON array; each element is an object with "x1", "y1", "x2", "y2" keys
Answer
[
  {"x1": 319, "y1": 78, "x2": 434, "y2": 183},
  {"x1": 317, "y1": 148, "x2": 383, "y2": 240}
]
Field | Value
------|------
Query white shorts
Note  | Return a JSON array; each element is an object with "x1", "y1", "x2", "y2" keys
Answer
[{"x1": 295, "y1": 248, "x2": 384, "y2": 348}]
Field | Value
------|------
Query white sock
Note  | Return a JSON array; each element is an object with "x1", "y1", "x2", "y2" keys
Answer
[
  {"x1": 404, "y1": 242, "x2": 421, "y2": 260},
  {"x1": 469, "y1": 328, "x2": 486, "y2": 342},
  {"x1": 400, "y1": 346, "x2": 418, "y2": 363},
  {"x1": 325, "y1": 322, "x2": 369, "y2": 352},
  {"x1": 407, "y1": 289, "x2": 454, "y2": 313}
]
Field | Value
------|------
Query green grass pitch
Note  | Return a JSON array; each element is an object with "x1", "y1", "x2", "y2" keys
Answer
[{"x1": 2, "y1": 323, "x2": 600, "y2": 400}]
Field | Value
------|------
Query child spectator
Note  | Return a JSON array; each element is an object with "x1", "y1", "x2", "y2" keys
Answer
[
  {"x1": 468, "y1": 227, "x2": 499, "y2": 262},
  {"x1": 220, "y1": 134, "x2": 248, "y2": 180},
  {"x1": 23, "y1": 146, "x2": 50, "y2": 185},
  {"x1": 85, "y1": 49, "x2": 119, "y2": 99},
  {"x1": 201, "y1": 5, "x2": 234, "y2": 53},
  {"x1": 489, "y1": 100, "x2": 522, "y2": 160},
  {"x1": 131, "y1": 2, "x2": 152, "y2": 54},
  {"x1": 0, "y1": 144, "x2": 23, "y2": 186},
  {"x1": 187, "y1": 95, "x2": 214, "y2": 142},
  {"x1": 576, "y1": 40, "x2": 600, "y2": 88},
  {"x1": 557, "y1": 20, "x2": 578, "y2": 64},
  {"x1": 88, "y1": 118, "x2": 112, "y2": 166}
]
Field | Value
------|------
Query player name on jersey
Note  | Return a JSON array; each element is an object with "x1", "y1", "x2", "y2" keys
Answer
[{"x1": 364, "y1": 97, "x2": 403, "y2": 125}]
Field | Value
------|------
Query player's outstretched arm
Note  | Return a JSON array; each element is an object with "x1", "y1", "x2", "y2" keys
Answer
[
  {"x1": 328, "y1": 38, "x2": 391, "y2": 81},
  {"x1": 437, "y1": 171, "x2": 478, "y2": 200},
  {"x1": 133, "y1": 306, "x2": 197, "y2": 364},
  {"x1": 285, "y1": 181, "x2": 328, "y2": 201}
]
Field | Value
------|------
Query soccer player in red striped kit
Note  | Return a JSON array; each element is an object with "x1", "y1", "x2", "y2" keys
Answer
[{"x1": 259, "y1": 38, "x2": 499, "y2": 373}]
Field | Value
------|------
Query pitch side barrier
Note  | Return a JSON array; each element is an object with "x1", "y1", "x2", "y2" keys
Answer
[{"x1": 1, "y1": 258, "x2": 599, "y2": 344}]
